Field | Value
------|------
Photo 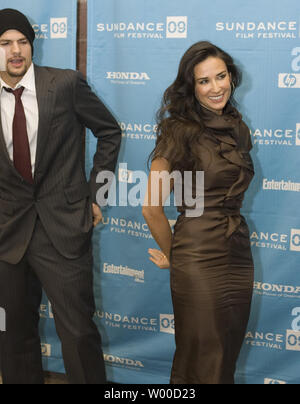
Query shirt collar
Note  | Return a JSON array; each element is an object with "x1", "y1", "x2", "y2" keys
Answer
[{"x1": 0, "y1": 63, "x2": 36, "y2": 93}]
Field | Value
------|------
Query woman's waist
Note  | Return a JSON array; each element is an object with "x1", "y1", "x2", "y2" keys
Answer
[
  {"x1": 175, "y1": 202, "x2": 248, "y2": 239},
  {"x1": 177, "y1": 198, "x2": 243, "y2": 216}
]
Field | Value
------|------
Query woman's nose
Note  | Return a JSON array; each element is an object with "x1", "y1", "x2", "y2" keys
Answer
[{"x1": 211, "y1": 80, "x2": 220, "y2": 93}]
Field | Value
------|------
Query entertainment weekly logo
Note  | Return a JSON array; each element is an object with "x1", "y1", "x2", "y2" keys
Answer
[
  {"x1": 32, "y1": 17, "x2": 68, "y2": 39},
  {"x1": 263, "y1": 178, "x2": 300, "y2": 193},
  {"x1": 103, "y1": 262, "x2": 145, "y2": 284},
  {"x1": 97, "y1": 17, "x2": 188, "y2": 40}
]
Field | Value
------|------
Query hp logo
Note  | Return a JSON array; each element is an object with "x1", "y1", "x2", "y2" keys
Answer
[
  {"x1": 279, "y1": 73, "x2": 300, "y2": 88},
  {"x1": 283, "y1": 74, "x2": 297, "y2": 87}
]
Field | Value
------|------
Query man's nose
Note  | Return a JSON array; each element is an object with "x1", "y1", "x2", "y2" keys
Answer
[{"x1": 11, "y1": 42, "x2": 21, "y2": 54}]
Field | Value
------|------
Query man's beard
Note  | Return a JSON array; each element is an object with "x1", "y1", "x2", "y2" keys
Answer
[{"x1": 6, "y1": 65, "x2": 28, "y2": 78}]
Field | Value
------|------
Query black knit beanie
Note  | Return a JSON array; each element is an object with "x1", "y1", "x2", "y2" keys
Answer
[{"x1": 0, "y1": 9, "x2": 35, "y2": 53}]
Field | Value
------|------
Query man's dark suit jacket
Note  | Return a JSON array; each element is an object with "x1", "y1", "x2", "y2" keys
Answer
[{"x1": 0, "y1": 65, "x2": 121, "y2": 264}]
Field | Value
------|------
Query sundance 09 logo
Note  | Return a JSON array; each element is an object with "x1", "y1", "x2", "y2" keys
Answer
[
  {"x1": 160, "y1": 314, "x2": 175, "y2": 335},
  {"x1": 95, "y1": 311, "x2": 175, "y2": 335},
  {"x1": 245, "y1": 309, "x2": 300, "y2": 352},
  {"x1": 290, "y1": 229, "x2": 300, "y2": 252},
  {"x1": 251, "y1": 123, "x2": 300, "y2": 147},
  {"x1": 250, "y1": 228, "x2": 300, "y2": 252},
  {"x1": 97, "y1": 17, "x2": 188, "y2": 40},
  {"x1": 216, "y1": 20, "x2": 298, "y2": 40},
  {"x1": 32, "y1": 17, "x2": 68, "y2": 40}
]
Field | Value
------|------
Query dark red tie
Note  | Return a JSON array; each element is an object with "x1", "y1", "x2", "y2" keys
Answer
[{"x1": 4, "y1": 86, "x2": 33, "y2": 184}]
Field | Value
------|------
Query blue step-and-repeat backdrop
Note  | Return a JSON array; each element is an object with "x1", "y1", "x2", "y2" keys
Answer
[{"x1": 5, "y1": 0, "x2": 300, "y2": 384}]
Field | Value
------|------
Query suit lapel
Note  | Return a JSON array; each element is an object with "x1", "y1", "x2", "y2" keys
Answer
[{"x1": 34, "y1": 65, "x2": 56, "y2": 179}]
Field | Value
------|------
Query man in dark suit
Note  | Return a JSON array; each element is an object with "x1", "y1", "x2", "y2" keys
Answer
[{"x1": 0, "y1": 9, "x2": 121, "y2": 384}]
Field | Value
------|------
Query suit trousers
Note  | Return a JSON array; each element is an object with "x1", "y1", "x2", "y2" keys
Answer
[{"x1": 0, "y1": 217, "x2": 106, "y2": 384}]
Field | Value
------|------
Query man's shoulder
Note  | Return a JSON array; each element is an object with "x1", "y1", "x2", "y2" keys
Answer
[{"x1": 34, "y1": 65, "x2": 82, "y2": 82}]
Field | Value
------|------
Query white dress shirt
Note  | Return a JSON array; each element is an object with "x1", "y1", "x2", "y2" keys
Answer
[{"x1": 0, "y1": 63, "x2": 39, "y2": 175}]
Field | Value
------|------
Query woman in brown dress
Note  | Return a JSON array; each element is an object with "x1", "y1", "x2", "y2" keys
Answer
[{"x1": 143, "y1": 42, "x2": 255, "y2": 384}]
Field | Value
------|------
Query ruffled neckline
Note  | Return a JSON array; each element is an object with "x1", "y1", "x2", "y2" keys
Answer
[
  {"x1": 199, "y1": 104, "x2": 254, "y2": 238},
  {"x1": 200, "y1": 103, "x2": 246, "y2": 148},
  {"x1": 200, "y1": 102, "x2": 241, "y2": 126},
  {"x1": 199, "y1": 103, "x2": 254, "y2": 173}
]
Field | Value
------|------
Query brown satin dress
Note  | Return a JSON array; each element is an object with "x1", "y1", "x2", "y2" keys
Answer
[{"x1": 170, "y1": 105, "x2": 255, "y2": 384}]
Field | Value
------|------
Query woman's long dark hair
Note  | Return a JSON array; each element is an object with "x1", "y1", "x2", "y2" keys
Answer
[{"x1": 149, "y1": 41, "x2": 242, "y2": 172}]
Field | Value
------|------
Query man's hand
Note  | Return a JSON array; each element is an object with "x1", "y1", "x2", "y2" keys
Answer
[{"x1": 92, "y1": 203, "x2": 103, "y2": 227}]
